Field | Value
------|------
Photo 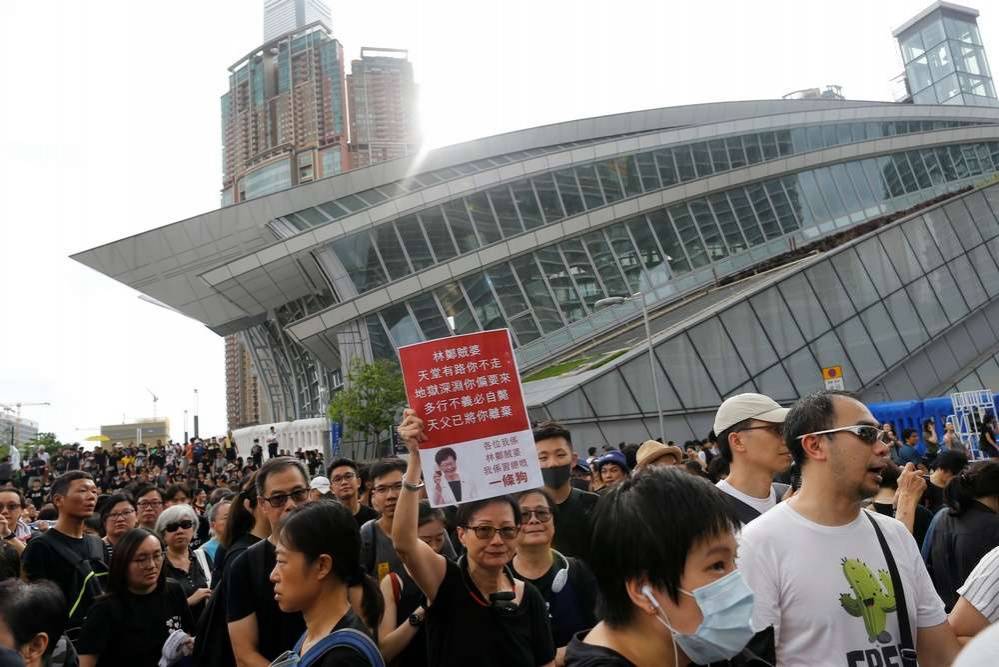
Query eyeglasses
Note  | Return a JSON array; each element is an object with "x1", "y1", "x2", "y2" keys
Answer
[
  {"x1": 0, "y1": 503, "x2": 22, "y2": 513},
  {"x1": 261, "y1": 488, "x2": 310, "y2": 508},
  {"x1": 738, "y1": 423, "x2": 784, "y2": 436},
  {"x1": 797, "y1": 425, "x2": 886, "y2": 445},
  {"x1": 372, "y1": 482, "x2": 403, "y2": 495},
  {"x1": 521, "y1": 509, "x2": 553, "y2": 523},
  {"x1": 464, "y1": 524, "x2": 520, "y2": 540},
  {"x1": 331, "y1": 472, "x2": 357, "y2": 484},
  {"x1": 132, "y1": 552, "x2": 164, "y2": 568},
  {"x1": 137, "y1": 500, "x2": 163, "y2": 509},
  {"x1": 108, "y1": 509, "x2": 136, "y2": 521},
  {"x1": 164, "y1": 519, "x2": 195, "y2": 532}
]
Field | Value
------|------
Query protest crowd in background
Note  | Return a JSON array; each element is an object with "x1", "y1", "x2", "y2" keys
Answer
[{"x1": 2, "y1": 390, "x2": 999, "y2": 666}]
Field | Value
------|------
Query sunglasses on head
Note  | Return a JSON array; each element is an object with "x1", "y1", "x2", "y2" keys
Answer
[{"x1": 165, "y1": 519, "x2": 195, "y2": 532}]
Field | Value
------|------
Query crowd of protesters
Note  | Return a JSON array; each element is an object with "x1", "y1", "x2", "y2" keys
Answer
[{"x1": 1, "y1": 390, "x2": 999, "y2": 666}]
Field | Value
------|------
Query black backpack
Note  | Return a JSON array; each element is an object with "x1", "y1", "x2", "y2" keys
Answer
[
  {"x1": 39, "y1": 533, "x2": 108, "y2": 644},
  {"x1": 191, "y1": 539, "x2": 258, "y2": 667}
]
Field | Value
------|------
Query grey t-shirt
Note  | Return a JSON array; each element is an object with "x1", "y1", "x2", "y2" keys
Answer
[{"x1": 360, "y1": 519, "x2": 457, "y2": 581}]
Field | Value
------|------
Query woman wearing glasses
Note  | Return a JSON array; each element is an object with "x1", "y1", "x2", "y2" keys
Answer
[
  {"x1": 155, "y1": 504, "x2": 210, "y2": 620},
  {"x1": 511, "y1": 489, "x2": 598, "y2": 664},
  {"x1": 100, "y1": 493, "x2": 137, "y2": 561},
  {"x1": 394, "y1": 408, "x2": 556, "y2": 667},
  {"x1": 77, "y1": 528, "x2": 195, "y2": 667}
]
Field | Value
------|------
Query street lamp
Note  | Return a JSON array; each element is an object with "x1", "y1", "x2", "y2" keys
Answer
[{"x1": 594, "y1": 292, "x2": 665, "y2": 442}]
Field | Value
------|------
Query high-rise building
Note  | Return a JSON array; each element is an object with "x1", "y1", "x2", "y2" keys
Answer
[
  {"x1": 0, "y1": 413, "x2": 38, "y2": 450},
  {"x1": 264, "y1": 0, "x2": 332, "y2": 42},
  {"x1": 220, "y1": 21, "x2": 349, "y2": 205},
  {"x1": 226, "y1": 334, "x2": 262, "y2": 431},
  {"x1": 347, "y1": 48, "x2": 420, "y2": 169},
  {"x1": 893, "y1": 2, "x2": 996, "y2": 106}
]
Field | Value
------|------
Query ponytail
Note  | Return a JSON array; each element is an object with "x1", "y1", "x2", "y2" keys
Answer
[
  {"x1": 352, "y1": 572, "x2": 385, "y2": 638},
  {"x1": 221, "y1": 472, "x2": 259, "y2": 548},
  {"x1": 945, "y1": 461, "x2": 999, "y2": 516}
]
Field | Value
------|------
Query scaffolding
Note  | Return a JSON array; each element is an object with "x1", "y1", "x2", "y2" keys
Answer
[{"x1": 948, "y1": 389, "x2": 996, "y2": 460}]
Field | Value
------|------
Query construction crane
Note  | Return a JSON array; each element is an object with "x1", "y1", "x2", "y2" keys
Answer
[
  {"x1": 0, "y1": 401, "x2": 52, "y2": 450},
  {"x1": 145, "y1": 388, "x2": 159, "y2": 420}
]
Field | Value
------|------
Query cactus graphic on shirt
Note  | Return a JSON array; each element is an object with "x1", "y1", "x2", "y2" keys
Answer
[{"x1": 838, "y1": 557, "x2": 897, "y2": 644}]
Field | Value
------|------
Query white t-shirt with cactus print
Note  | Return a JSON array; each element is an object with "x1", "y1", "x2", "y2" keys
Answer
[{"x1": 738, "y1": 502, "x2": 946, "y2": 667}]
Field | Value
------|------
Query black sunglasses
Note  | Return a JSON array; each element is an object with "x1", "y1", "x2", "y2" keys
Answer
[
  {"x1": 261, "y1": 488, "x2": 310, "y2": 508},
  {"x1": 164, "y1": 519, "x2": 194, "y2": 532}
]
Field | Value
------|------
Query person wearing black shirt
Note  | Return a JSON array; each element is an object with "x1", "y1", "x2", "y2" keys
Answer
[
  {"x1": 327, "y1": 458, "x2": 380, "y2": 528},
  {"x1": 0, "y1": 579, "x2": 67, "y2": 667},
  {"x1": 77, "y1": 528, "x2": 195, "y2": 667},
  {"x1": 923, "y1": 449, "x2": 968, "y2": 514},
  {"x1": 533, "y1": 422, "x2": 599, "y2": 563},
  {"x1": 26, "y1": 481, "x2": 46, "y2": 514},
  {"x1": 869, "y1": 462, "x2": 933, "y2": 547},
  {"x1": 394, "y1": 409, "x2": 556, "y2": 667},
  {"x1": 511, "y1": 489, "x2": 598, "y2": 660},
  {"x1": 155, "y1": 504, "x2": 210, "y2": 620},
  {"x1": 227, "y1": 457, "x2": 310, "y2": 664},
  {"x1": 269, "y1": 501, "x2": 382, "y2": 666}
]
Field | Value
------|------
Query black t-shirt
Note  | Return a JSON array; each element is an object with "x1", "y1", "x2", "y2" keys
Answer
[
  {"x1": 163, "y1": 550, "x2": 209, "y2": 620},
  {"x1": 76, "y1": 580, "x2": 195, "y2": 666},
  {"x1": 922, "y1": 482, "x2": 946, "y2": 514},
  {"x1": 21, "y1": 528, "x2": 101, "y2": 603},
  {"x1": 27, "y1": 488, "x2": 46, "y2": 509},
  {"x1": 426, "y1": 559, "x2": 555, "y2": 666},
  {"x1": 299, "y1": 609, "x2": 375, "y2": 667},
  {"x1": 553, "y1": 488, "x2": 599, "y2": 563},
  {"x1": 511, "y1": 556, "x2": 599, "y2": 648},
  {"x1": 353, "y1": 504, "x2": 379, "y2": 528},
  {"x1": 872, "y1": 502, "x2": 933, "y2": 548},
  {"x1": 564, "y1": 632, "x2": 634, "y2": 666},
  {"x1": 226, "y1": 539, "x2": 305, "y2": 661}
]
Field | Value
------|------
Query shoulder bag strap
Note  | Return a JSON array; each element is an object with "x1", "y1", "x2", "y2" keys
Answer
[
  {"x1": 864, "y1": 511, "x2": 916, "y2": 667},
  {"x1": 299, "y1": 628, "x2": 385, "y2": 667}
]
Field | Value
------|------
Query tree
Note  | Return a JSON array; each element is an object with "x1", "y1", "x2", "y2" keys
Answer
[
  {"x1": 328, "y1": 359, "x2": 406, "y2": 456},
  {"x1": 1, "y1": 432, "x2": 63, "y2": 462}
]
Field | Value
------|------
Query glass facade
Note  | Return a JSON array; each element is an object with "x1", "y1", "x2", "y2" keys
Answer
[
  {"x1": 899, "y1": 9, "x2": 997, "y2": 106},
  {"x1": 244, "y1": 159, "x2": 293, "y2": 201},
  {"x1": 359, "y1": 141, "x2": 999, "y2": 352}
]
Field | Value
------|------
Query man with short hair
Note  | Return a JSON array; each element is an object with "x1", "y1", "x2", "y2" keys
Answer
[
  {"x1": 712, "y1": 393, "x2": 791, "y2": 524},
  {"x1": 326, "y1": 457, "x2": 378, "y2": 527},
  {"x1": 899, "y1": 429, "x2": 922, "y2": 467},
  {"x1": 360, "y1": 458, "x2": 407, "y2": 581},
  {"x1": 533, "y1": 421, "x2": 598, "y2": 562},
  {"x1": 132, "y1": 484, "x2": 164, "y2": 530},
  {"x1": 738, "y1": 390, "x2": 960, "y2": 666},
  {"x1": 20, "y1": 471, "x2": 105, "y2": 637},
  {"x1": 922, "y1": 449, "x2": 968, "y2": 514},
  {"x1": 227, "y1": 456, "x2": 310, "y2": 665},
  {"x1": 265, "y1": 427, "x2": 279, "y2": 460},
  {"x1": 0, "y1": 487, "x2": 30, "y2": 556}
]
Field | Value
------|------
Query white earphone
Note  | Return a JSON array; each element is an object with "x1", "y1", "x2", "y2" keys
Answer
[{"x1": 550, "y1": 549, "x2": 570, "y2": 593}]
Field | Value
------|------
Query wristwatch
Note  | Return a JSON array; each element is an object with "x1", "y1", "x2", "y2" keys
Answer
[
  {"x1": 403, "y1": 480, "x2": 425, "y2": 492},
  {"x1": 2, "y1": 533, "x2": 15, "y2": 541},
  {"x1": 408, "y1": 610, "x2": 425, "y2": 627}
]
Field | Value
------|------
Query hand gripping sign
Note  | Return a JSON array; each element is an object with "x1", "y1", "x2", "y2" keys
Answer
[{"x1": 398, "y1": 329, "x2": 542, "y2": 507}]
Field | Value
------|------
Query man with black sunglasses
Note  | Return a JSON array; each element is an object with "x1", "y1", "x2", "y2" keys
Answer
[
  {"x1": 738, "y1": 390, "x2": 960, "y2": 667},
  {"x1": 712, "y1": 393, "x2": 792, "y2": 524},
  {"x1": 227, "y1": 456, "x2": 310, "y2": 664}
]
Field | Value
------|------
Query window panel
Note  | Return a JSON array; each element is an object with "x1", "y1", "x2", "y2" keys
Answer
[
  {"x1": 646, "y1": 210, "x2": 691, "y2": 274},
  {"x1": 436, "y1": 282, "x2": 479, "y2": 334},
  {"x1": 560, "y1": 238, "x2": 606, "y2": 309},
  {"x1": 653, "y1": 149, "x2": 678, "y2": 186},
  {"x1": 862, "y1": 158, "x2": 891, "y2": 200},
  {"x1": 655, "y1": 335, "x2": 721, "y2": 409},
  {"x1": 615, "y1": 156, "x2": 643, "y2": 197},
  {"x1": 395, "y1": 216, "x2": 435, "y2": 270},
  {"x1": 835, "y1": 123, "x2": 853, "y2": 145},
  {"x1": 810, "y1": 331, "x2": 860, "y2": 391},
  {"x1": 668, "y1": 205, "x2": 709, "y2": 268},
  {"x1": 726, "y1": 189, "x2": 765, "y2": 246},
  {"x1": 876, "y1": 226, "x2": 922, "y2": 285},
  {"x1": 511, "y1": 180, "x2": 544, "y2": 229},
  {"x1": 373, "y1": 224, "x2": 411, "y2": 280},
  {"x1": 445, "y1": 198, "x2": 484, "y2": 251},
  {"x1": 537, "y1": 246, "x2": 586, "y2": 322},
  {"x1": 487, "y1": 186, "x2": 523, "y2": 238},
  {"x1": 813, "y1": 167, "x2": 848, "y2": 222},
  {"x1": 366, "y1": 315, "x2": 394, "y2": 360},
  {"x1": 744, "y1": 134, "x2": 763, "y2": 163},
  {"x1": 775, "y1": 130, "x2": 793, "y2": 157},
  {"x1": 926, "y1": 266, "x2": 968, "y2": 323},
  {"x1": 419, "y1": 207, "x2": 458, "y2": 261},
  {"x1": 719, "y1": 302, "x2": 778, "y2": 375},
  {"x1": 708, "y1": 192, "x2": 748, "y2": 253},
  {"x1": 922, "y1": 210, "x2": 963, "y2": 261},
  {"x1": 689, "y1": 319, "x2": 750, "y2": 394},
  {"x1": 626, "y1": 217, "x2": 666, "y2": 271},
  {"x1": 708, "y1": 140, "x2": 730, "y2": 172},
  {"x1": 918, "y1": 150, "x2": 945, "y2": 186},
  {"x1": 902, "y1": 217, "x2": 944, "y2": 272},
  {"x1": 783, "y1": 347, "x2": 824, "y2": 395},
  {"x1": 892, "y1": 154, "x2": 918, "y2": 194},
  {"x1": 949, "y1": 145, "x2": 970, "y2": 179},
  {"x1": 510, "y1": 255, "x2": 562, "y2": 333},
  {"x1": 835, "y1": 318, "x2": 884, "y2": 383},
  {"x1": 581, "y1": 371, "x2": 641, "y2": 418},
  {"x1": 962, "y1": 144, "x2": 984, "y2": 176},
  {"x1": 606, "y1": 224, "x2": 644, "y2": 293},
  {"x1": 879, "y1": 156, "x2": 906, "y2": 198},
  {"x1": 575, "y1": 164, "x2": 606, "y2": 210},
  {"x1": 554, "y1": 168, "x2": 586, "y2": 217},
  {"x1": 758, "y1": 181, "x2": 794, "y2": 235},
  {"x1": 906, "y1": 277, "x2": 949, "y2": 337},
  {"x1": 749, "y1": 287, "x2": 806, "y2": 357},
  {"x1": 948, "y1": 255, "x2": 987, "y2": 309},
  {"x1": 618, "y1": 353, "x2": 683, "y2": 414},
  {"x1": 946, "y1": 16, "x2": 981, "y2": 44},
  {"x1": 486, "y1": 263, "x2": 529, "y2": 316},
  {"x1": 331, "y1": 231, "x2": 387, "y2": 293},
  {"x1": 778, "y1": 274, "x2": 830, "y2": 340},
  {"x1": 462, "y1": 274, "x2": 507, "y2": 330},
  {"x1": 860, "y1": 302, "x2": 906, "y2": 367},
  {"x1": 596, "y1": 160, "x2": 624, "y2": 202},
  {"x1": 583, "y1": 230, "x2": 629, "y2": 297},
  {"x1": 906, "y1": 152, "x2": 932, "y2": 190},
  {"x1": 533, "y1": 173, "x2": 565, "y2": 224},
  {"x1": 636, "y1": 152, "x2": 661, "y2": 191},
  {"x1": 855, "y1": 237, "x2": 902, "y2": 296},
  {"x1": 901, "y1": 32, "x2": 925, "y2": 62},
  {"x1": 934, "y1": 147, "x2": 958, "y2": 181},
  {"x1": 831, "y1": 248, "x2": 880, "y2": 310},
  {"x1": 805, "y1": 261, "x2": 855, "y2": 326},
  {"x1": 972, "y1": 243, "x2": 999, "y2": 296},
  {"x1": 508, "y1": 313, "x2": 541, "y2": 346},
  {"x1": 689, "y1": 200, "x2": 727, "y2": 261},
  {"x1": 830, "y1": 163, "x2": 862, "y2": 215},
  {"x1": 691, "y1": 142, "x2": 713, "y2": 177},
  {"x1": 408, "y1": 293, "x2": 451, "y2": 340},
  {"x1": 754, "y1": 364, "x2": 797, "y2": 402},
  {"x1": 673, "y1": 146, "x2": 697, "y2": 181},
  {"x1": 726, "y1": 136, "x2": 747, "y2": 168},
  {"x1": 381, "y1": 303, "x2": 423, "y2": 347},
  {"x1": 948, "y1": 197, "x2": 986, "y2": 249}
]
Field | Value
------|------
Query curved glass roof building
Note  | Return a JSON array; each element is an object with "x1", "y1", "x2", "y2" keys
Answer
[{"x1": 74, "y1": 98, "x2": 999, "y2": 448}]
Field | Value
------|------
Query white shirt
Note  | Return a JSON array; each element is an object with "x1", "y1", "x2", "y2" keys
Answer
[
  {"x1": 716, "y1": 479, "x2": 777, "y2": 516},
  {"x1": 738, "y1": 501, "x2": 946, "y2": 667},
  {"x1": 957, "y1": 545, "x2": 999, "y2": 622}
]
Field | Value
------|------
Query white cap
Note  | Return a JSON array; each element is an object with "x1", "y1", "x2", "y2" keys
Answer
[
  {"x1": 713, "y1": 393, "x2": 789, "y2": 434},
  {"x1": 309, "y1": 476, "x2": 331, "y2": 494}
]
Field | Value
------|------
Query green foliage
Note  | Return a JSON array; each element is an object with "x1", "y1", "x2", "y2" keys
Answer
[
  {"x1": 328, "y1": 359, "x2": 405, "y2": 454},
  {"x1": 1, "y1": 431, "x2": 63, "y2": 460}
]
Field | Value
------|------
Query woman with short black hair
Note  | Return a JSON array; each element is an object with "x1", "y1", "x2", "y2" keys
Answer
[{"x1": 0, "y1": 579, "x2": 67, "y2": 667}]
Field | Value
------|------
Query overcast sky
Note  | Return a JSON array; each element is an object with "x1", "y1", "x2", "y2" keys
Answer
[{"x1": 1, "y1": 0, "x2": 994, "y2": 444}]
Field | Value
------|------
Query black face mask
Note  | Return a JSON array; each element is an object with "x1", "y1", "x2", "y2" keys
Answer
[{"x1": 542, "y1": 464, "x2": 571, "y2": 489}]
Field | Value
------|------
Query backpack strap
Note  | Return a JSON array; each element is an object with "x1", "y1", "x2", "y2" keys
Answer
[
  {"x1": 361, "y1": 520, "x2": 377, "y2": 576},
  {"x1": 297, "y1": 628, "x2": 385, "y2": 667},
  {"x1": 40, "y1": 534, "x2": 108, "y2": 620}
]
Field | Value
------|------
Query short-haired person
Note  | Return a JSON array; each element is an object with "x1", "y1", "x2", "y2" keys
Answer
[
  {"x1": 511, "y1": 488, "x2": 598, "y2": 663},
  {"x1": 164, "y1": 484, "x2": 189, "y2": 508},
  {"x1": 564, "y1": 466, "x2": 752, "y2": 666},
  {"x1": 327, "y1": 458, "x2": 379, "y2": 527},
  {"x1": 132, "y1": 484, "x2": 164, "y2": 531},
  {"x1": 430, "y1": 447, "x2": 479, "y2": 505},
  {"x1": 738, "y1": 391, "x2": 960, "y2": 666},
  {"x1": 395, "y1": 409, "x2": 556, "y2": 666},
  {"x1": 100, "y1": 493, "x2": 137, "y2": 560},
  {"x1": 269, "y1": 500, "x2": 384, "y2": 666},
  {"x1": 712, "y1": 393, "x2": 791, "y2": 524},
  {"x1": 227, "y1": 457, "x2": 310, "y2": 665},
  {"x1": 0, "y1": 487, "x2": 31, "y2": 557},
  {"x1": 0, "y1": 579, "x2": 67, "y2": 667},
  {"x1": 594, "y1": 451, "x2": 629, "y2": 493},
  {"x1": 198, "y1": 497, "x2": 231, "y2": 570},
  {"x1": 869, "y1": 463, "x2": 932, "y2": 545},
  {"x1": 899, "y1": 429, "x2": 922, "y2": 467},
  {"x1": 156, "y1": 504, "x2": 210, "y2": 617},
  {"x1": 77, "y1": 528, "x2": 195, "y2": 667},
  {"x1": 361, "y1": 458, "x2": 426, "y2": 582},
  {"x1": 20, "y1": 471, "x2": 106, "y2": 640},
  {"x1": 923, "y1": 450, "x2": 969, "y2": 514},
  {"x1": 533, "y1": 422, "x2": 599, "y2": 562}
]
